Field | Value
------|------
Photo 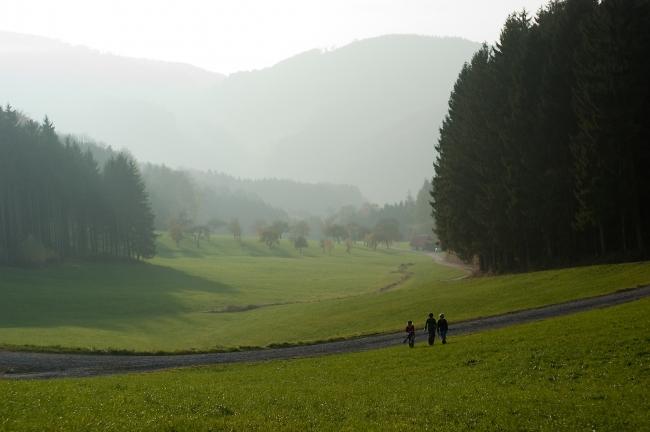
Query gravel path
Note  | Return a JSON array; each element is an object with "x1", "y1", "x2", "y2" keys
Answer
[{"x1": 2, "y1": 285, "x2": 649, "y2": 380}]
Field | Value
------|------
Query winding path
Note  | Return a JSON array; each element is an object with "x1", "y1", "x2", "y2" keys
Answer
[{"x1": 2, "y1": 285, "x2": 649, "y2": 380}]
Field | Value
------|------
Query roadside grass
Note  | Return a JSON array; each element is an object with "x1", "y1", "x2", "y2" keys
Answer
[
  {"x1": 0, "y1": 234, "x2": 648, "y2": 352},
  {"x1": 1, "y1": 298, "x2": 648, "y2": 431}
]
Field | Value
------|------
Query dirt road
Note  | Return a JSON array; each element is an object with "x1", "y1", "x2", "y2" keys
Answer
[{"x1": 2, "y1": 285, "x2": 648, "y2": 380}]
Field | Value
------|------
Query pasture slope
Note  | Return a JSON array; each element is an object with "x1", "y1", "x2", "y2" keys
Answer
[
  {"x1": 1, "y1": 298, "x2": 648, "y2": 431},
  {"x1": 1, "y1": 285, "x2": 648, "y2": 378},
  {"x1": 1, "y1": 234, "x2": 650, "y2": 353}
]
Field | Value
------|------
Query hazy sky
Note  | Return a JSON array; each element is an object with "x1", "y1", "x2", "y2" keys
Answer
[{"x1": 2, "y1": 0, "x2": 548, "y2": 74}]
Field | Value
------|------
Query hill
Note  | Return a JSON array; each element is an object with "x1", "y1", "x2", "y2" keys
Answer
[
  {"x1": 189, "y1": 171, "x2": 365, "y2": 217},
  {"x1": 207, "y1": 35, "x2": 479, "y2": 202},
  {"x1": 69, "y1": 135, "x2": 362, "y2": 223},
  {"x1": 0, "y1": 32, "x2": 479, "y2": 203},
  {"x1": 0, "y1": 31, "x2": 225, "y2": 167}
]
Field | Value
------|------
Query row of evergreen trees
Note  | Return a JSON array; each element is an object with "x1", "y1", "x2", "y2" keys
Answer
[
  {"x1": 330, "y1": 179, "x2": 434, "y2": 241},
  {"x1": 432, "y1": 0, "x2": 650, "y2": 272},
  {"x1": 0, "y1": 106, "x2": 156, "y2": 265}
]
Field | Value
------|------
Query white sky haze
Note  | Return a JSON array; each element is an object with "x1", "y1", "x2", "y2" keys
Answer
[{"x1": 2, "y1": 0, "x2": 549, "y2": 73}]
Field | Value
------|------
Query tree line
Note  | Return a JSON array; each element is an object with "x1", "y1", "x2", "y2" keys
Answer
[
  {"x1": 0, "y1": 107, "x2": 155, "y2": 265},
  {"x1": 329, "y1": 180, "x2": 435, "y2": 241},
  {"x1": 166, "y1": 179, "x2": 436, "y2": 253},
  {"x1": 432, "y1": 0, "x2": 650, "y2": 272},
  {"x1": 141, "y1": 164, "x2": 289, "y2": 234}
]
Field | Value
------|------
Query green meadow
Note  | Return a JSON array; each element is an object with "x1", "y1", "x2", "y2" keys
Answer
[
  {"x1": 1, "y1": 234, "x2": 649, "y2": 352},
  {"x1": 2, "y1": 298, "x2": 648, "y2": 431}
]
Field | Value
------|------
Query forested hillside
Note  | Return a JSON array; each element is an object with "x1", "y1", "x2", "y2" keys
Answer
[
  {"x1": 141, "y1": 164, "x2": 288, "y2": 233},
  {"x1": 433, "y1": 0, "x2": 650, "y2": 272},
  {"x1": 206, "y1": 35, "x2": 479, "y2": 202},
  {"x1": 0, "y1": 107, "x2": 155, "y2": 265},
  {"x1": 0, "y1": 31, "x2": 224, "y2": 168},
  {"x1": 0, "y1": 32, "x2": 479, "y2": 202},
  {"x1": 64, "y1": 136, "x2": 362, "y2": 231},
  {"x1": 189, "y1": 171, "x2": 364, "y2": 217},
  {"x1": 326, "y1": 179, "x2": 434, "y2": 242}
]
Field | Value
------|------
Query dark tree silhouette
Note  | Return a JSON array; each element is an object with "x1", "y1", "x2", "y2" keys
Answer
[
  {"x1": 432, "y1": 0, "x2": 650, "y2": 272},
  {"x1": 293, "y1": 236, "x2": 308, "y2": 255},
  {"x1": 0, "y1": 107, "x2": 155, "y2": 265}
]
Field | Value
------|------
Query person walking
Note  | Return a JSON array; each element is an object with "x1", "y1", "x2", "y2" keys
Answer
[
  {"x1": 438, "y1": 313, "x2": 448, "y2": 344},
  {"x1": 404, "y1": 320, "x2": 416, "y2": 348},
  {"x1": 424, "y1": 313, "x2": 437, "y2": 346}
]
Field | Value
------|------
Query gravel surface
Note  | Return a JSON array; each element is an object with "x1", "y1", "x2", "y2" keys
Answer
[{"x1": 2, "y1": 285, "x2": 648, "y2": 380}]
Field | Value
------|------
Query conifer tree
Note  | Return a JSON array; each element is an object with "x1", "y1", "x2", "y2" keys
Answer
[
  {"x1": 0, "y1": 107, "x2": 156, "y2": 265},
  {"x1": 432, "y1": 0, "x2": 649, "y2": 272}
]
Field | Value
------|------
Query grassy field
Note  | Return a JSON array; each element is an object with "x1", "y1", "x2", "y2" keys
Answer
[
  {"x1": 0, "y1": 234, "x2": 649, "y2": 352},
  {"x1": 1, "y1": 298, "x2": 648, "y2": 431}
]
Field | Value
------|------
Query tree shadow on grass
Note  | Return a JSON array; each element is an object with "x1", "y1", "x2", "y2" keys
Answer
[{"x1": 0, "y1": 261, "x2": 238, "y2": 330}]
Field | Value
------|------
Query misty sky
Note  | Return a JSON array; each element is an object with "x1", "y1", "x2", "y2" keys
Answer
[{"x1": 2, "y1": 0, "x2": 548, "y2": 74}]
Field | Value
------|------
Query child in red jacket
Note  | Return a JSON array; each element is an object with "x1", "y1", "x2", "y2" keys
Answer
[{"x1": 404, "y1": 320, "x2": 416, "y2": 348}]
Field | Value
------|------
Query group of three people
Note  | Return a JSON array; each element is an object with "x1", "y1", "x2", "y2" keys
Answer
[{"x1": 404, "y1": 313, "x2": 448, "y2": 348}]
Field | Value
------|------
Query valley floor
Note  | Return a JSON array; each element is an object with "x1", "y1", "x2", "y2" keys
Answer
[
  {"x1": 2, "y1": 235, "x2": 649, "y2": 353},
  {"x1": 1, "y1": 297, "x2": 648, "y2": 431},
  {"x1": 2, "y1": 285, "x2": 649, "y2": 379}
]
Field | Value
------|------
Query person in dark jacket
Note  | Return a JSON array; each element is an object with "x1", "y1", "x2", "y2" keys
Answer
[
  {"x1": 404, "y1": 320, "x2": 416, "y2": 348},
  {"x1": 424, "y1": 313, "x2": 437, "y2": 346},
  {"x1": 438, "y1": 313, "x2": 448, "y2": 344}
]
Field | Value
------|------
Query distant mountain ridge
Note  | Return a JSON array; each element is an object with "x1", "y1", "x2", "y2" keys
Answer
[
  {"x1": 0, "y1": 31, "x2": 225, "y2": 166},
  {"x1": 0, "y1": 31, "x2": 480, "y2": 202},
  {"x1": 71, "y1": 136, "x2": 364, "y2": 218},
  {"x1": 189, "y1": 171, "x2": 365, "y2": 217}
]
